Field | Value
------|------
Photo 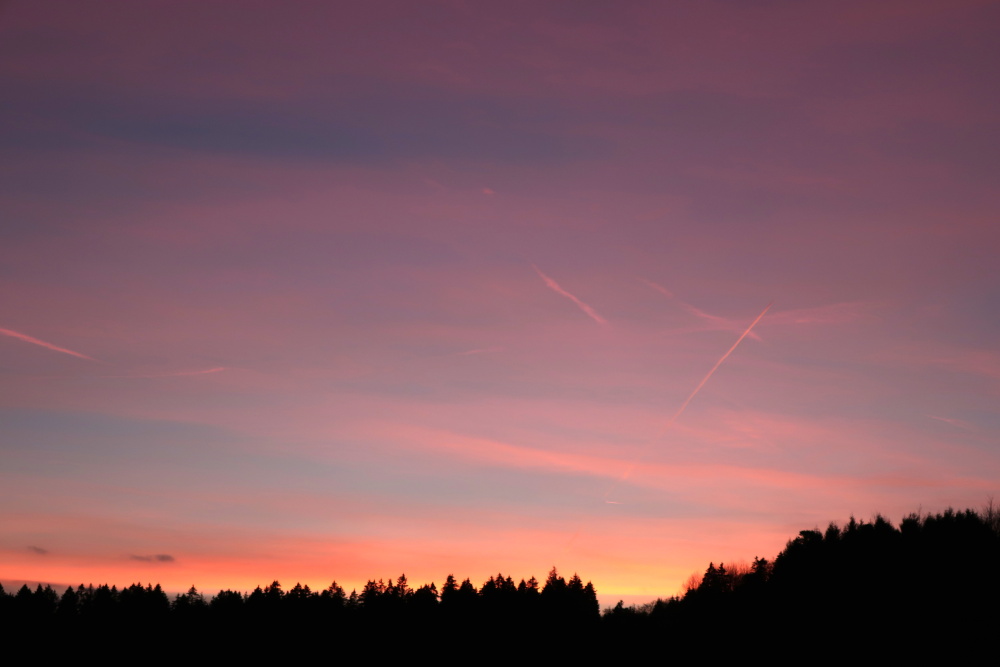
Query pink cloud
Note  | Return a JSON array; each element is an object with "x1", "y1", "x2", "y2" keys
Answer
[
  {"x1": 100, "y1": 367, "x2": 227, "y2": 379},
  {"x1": 925, "y1": 349, "x2": 1000, "y2": 382},
  {"x1": 764, "y1": 302, "x2": 868, "y2": 326},
  {"x1": 457, "y1": 346, "x2": 504, "y2": 356},
  {"x1": 387, "y1": 424, "x2": 839, "y2": 497},
  {"x1": 927, "y1": 415, "x2": 976, "y2": 432}
]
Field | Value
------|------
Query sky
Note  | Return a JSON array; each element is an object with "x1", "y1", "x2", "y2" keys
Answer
[{"x1": 2, "y1": 0, "x2": 999, "y2": 606}]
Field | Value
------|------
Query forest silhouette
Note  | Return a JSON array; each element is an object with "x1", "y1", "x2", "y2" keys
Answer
[{"x1": 6, "y1": 506, "x2": 999, "y2": 659}]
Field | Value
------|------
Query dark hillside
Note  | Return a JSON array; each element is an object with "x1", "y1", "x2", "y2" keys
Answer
[{"x1": 5, "y1": 507, "x2": 998, "y2": 660}]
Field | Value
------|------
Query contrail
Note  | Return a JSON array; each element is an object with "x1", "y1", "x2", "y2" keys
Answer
[
  {"x1": 660, "y1": 301, "x2": 772, "y2": 430},
  {"x1": 533, "y1": 265, "x2": 607, "y2": 325},
  {"x1": 641, "y1": 277, "x2": 762, "y2": 341},
  {"x1": 608, "y1": 300, "x2": 772, "y2": 496},
  {"x1": 0, "y1": 327, "x2": 95, "y2": 360}
]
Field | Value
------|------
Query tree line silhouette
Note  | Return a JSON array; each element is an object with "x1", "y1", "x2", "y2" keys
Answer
[
  {"x1": 605, "y1": 505, "x2": 1000, "y2": 659},
  {"x1": 1, "y1": 567, "x2": 599, "y2": 657},
  {"x1": 1, "y1": 568, "x2": 597, "y2": 624},
  {"x1": 6, "y1": 506, "x2": 1000, "y2": 658}
]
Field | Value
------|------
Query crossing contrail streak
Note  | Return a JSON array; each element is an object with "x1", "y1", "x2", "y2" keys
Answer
[
  {"x1": 660, "y1": 301, "x2": 772, "y2": 432},
  {"x1": 533, "y1": 265, "x2": 607, "y2": 325},
  {"x1": 640, "y1": 277, "x2": 762, "y2": 341},
  {"x1": 607, "y1": 301, "x2": 772, "y2": 498},
  {"x1": 0, "y1": 327, "x2": 95, "y2": 360}
]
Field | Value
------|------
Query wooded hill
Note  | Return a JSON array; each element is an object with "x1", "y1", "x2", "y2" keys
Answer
[{"x1": 5, "y1": 506, "x2": 998, "y2": 659}]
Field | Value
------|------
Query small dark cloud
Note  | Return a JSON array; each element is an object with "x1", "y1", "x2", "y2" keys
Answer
[
  {"x1": 130, "y1": 553, "x2": 175, "y2": 563},
  {"x1": 27, "y1": 546, "x2": 48, "y2": 555}
]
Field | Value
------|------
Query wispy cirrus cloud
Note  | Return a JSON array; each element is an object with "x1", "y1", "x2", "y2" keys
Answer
[
  {"x1": 403, "y1": 426, "x2": 848, "y2": 497},
  {"x1": 876, "y1": 343, "x2": 1000, "y2": 382},
  {"x1": 0, "y1": 327, "x2": 95, "y2": 361},
  {"x1": 457, "y1": 346, "x2": 504, "y2": 356},
  {"x1": 532, "y1": 265, "x2": 607, "y2": 325},
  {"x1": 159, "y1": 367, "x2": 226, "y2": 377},
  {"x1": 764, "y1": 302, "x2": 867, "y2": 326},
  {"x1": 928, "y1": 415, "x2": 976, "y2": 432},
  {"x1": 102, "y1": 367, "x2": 227, "y2": 379}
]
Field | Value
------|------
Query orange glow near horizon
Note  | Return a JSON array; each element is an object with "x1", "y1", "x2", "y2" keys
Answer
[
  {"x1": 2, "y1": 1, "x2": 999, "y2": 609},
  {"x1": 1, "y1": 518, "x2": 793, "y2": 607}
]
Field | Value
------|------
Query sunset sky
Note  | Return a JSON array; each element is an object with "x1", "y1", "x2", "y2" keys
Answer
[{"x1": 2, "y1": 0, "x2": 999, "y2": 605}]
